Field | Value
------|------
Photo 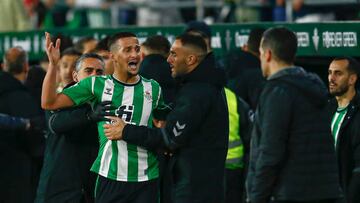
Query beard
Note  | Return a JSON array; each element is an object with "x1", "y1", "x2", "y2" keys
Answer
[{"x1": 329, "y1": 83, "x2": 349, "y2": 97}]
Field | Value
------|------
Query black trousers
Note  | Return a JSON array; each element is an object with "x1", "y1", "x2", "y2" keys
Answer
[
  {"x1": 95, "y1": 175, "x2": 159, "y2": 203},
  {"x1": 225, "y1": 168, "x2": 246, "y2": 203}
]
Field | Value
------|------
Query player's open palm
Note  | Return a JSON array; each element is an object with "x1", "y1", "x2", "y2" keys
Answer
[{"x1": 45, "y1": 32, "x2": 61, "y2": 65}]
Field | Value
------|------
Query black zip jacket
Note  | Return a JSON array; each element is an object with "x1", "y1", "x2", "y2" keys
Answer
[
  {"x1": 329, "y1": 91, "x2": 360, "y2": 203},
  {"x1": 247, "y1": 67, "x2": 342, "y2": 203},
  {"x1": 123, "y1": 53, "x2": 229, "y2": 203},
  {"x1": 35, "y1": 83, "x2": 98, "y2": 203}
]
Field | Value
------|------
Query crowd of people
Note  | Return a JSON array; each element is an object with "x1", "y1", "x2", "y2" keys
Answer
[
  {"x1": 0, "y1": 21, "x2": 359, "y2": 203},
  {"x1": 1, "y1": 0, "x2": 360, "y2": 32}
]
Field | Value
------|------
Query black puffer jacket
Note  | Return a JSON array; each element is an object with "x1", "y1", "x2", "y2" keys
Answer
[
  {"x1": 247, "y1": 67, "x2": 342, "y2": 203},
  {"x1": 123, "y1": 53, "x2": 229, "y2": 203},
  {"x1": 329, "y1": 92, "x2": 360, "y2": 203}
]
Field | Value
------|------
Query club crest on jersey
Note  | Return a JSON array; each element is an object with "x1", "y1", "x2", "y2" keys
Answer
[{"x1": 144, "y1": 91, "x2": 152, "y2": 101}]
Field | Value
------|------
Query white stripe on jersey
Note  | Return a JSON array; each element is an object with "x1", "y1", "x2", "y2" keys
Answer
[
  {"x1": 99, "y1": 140, "x2": 112, "y2": 177},
  {"x1": 99, "y1": 78, "x2": 115, "y2": 177},
  {"x1": 137, "y1": 81, "x2": 153, "y2": 180},
  {"x1": 139, "y1": 80, "x2": 152, "y2": 126},
  {"x1": 91, "y1": 77, "x2": 96, "y2": 94},
  {"x1": 117, "y1": 140, "x2": 129, "y2": 179},
  {"x1": 331, "y1": 113, "x2": 340, "y2": 133},
  {"x1": 116, "y1": 86, "x2": 134, "y2": 180},
  {"x1": 101, "y1": 79, "x2": 115, "y2": 102},
  {"x1": 137, "y1": 146, "x2": 149, "y2": 181}
]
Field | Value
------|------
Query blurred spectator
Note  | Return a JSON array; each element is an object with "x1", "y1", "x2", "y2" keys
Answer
[
  {"x1": 42, "y1": 0, "x2": 71, "y2": 28},
  {"x1": 0, "y1": 46, "x2": 45, "y2": 203},
  {"x1": 135, "y1": 0, "x2": 182, "y2": 26},
  {"x1": 0, "y1": 0, "x2": 31, "y2": 32},
  {"x1": 140, "y1": 35, "x2": 175, "y2": 105},
  {"x1": 117, "y1": 0, "x2": 137, "y2": 25},
  {"x1": 66, "y1": 0, "x2": 112, "y2": 28},
  {"x1": 40, "y1": 55, "x2": 50, "y2": 72},
  {"x1": 51, "y1": 33, "x2": 74, "y2": 53},
  {"x1": 272, "y1": 0, "x2": 286, "y2": 21},
  {"x1": 25, "y1": 65, "x2": 46, "y2": 109},
  {"x1": 91, "y1": 35, "x2": 114, "y2": 75},
  {"x1": 56, "y1": 47, "x2": 81, "y2": 92},
  {"x1": 74, "y1": 36, "x2": 98, "y2": 53},
  {"x1": 226, "y1": 28, "x2": 265, "y2": 110}
]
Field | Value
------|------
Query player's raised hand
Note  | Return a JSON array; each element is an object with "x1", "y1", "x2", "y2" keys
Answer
[{"x1": 45, "y1": 32, "x2": 61, "y2": 65}]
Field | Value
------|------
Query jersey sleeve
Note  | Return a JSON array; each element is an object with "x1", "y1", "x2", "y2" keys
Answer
[{"x1": 62, "y1": 77, "x2": 96, "y2": 106}]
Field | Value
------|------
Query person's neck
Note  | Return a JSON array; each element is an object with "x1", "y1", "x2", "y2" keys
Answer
[
  {"x1": 13, "y1": 73, "x2": 26, "y2": 83},
  {"x1": 269, "y1": 61, "x2": 293, "y2": 76},
  {"x1": 113, "y1": 72, "x2": 140, "y2": 84},
  {"x1": 336, "y1": 88, "x2": 356, "y2": 108},
  {"x1": 247, "y1": 50, "x2": 259, "y2": 59}
]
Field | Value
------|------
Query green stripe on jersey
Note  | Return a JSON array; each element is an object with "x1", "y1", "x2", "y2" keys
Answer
[
  {"x1": 331, "y1": 106, "x2": 348, "y2": 147},
  {"x1": 62, "y1": 75, "x2": 161, "y2": 182}
]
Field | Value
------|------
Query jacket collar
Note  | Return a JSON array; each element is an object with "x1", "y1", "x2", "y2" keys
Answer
[{"x1": 179, "y1": 53, "x2": 226, "y2": 88}]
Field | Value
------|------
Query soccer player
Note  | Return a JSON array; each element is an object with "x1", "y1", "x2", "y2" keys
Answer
[{"x1": 41, "y1": 32, "x2": 162, "y2": 203}]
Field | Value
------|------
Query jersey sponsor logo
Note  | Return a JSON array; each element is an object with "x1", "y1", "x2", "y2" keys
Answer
[
  {"x1": 115, "y1": 105, "x2": 135, "y2": 124},
  {"x1": 104, "y1": 87, "x2": 113, "y2": 95},
  {"x1": 173, "y1": 121, "x2": 186, "y2": 137}
]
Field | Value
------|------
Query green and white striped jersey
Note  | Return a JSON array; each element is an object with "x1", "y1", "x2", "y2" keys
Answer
[
  {"x1": 331, "y1": 106, "x2": 348, "y2": 147},
  {"x1": 62, "y1": 75, "x2": 163, "y2": 182}
]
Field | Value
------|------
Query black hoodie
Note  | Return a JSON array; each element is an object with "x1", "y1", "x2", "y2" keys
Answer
[
  {"x1": 123, "y1": 53, "x2": 229, "y2": 203},
  {"x1": 247, "y1": 67, "x2": 342, "y2": 203}
]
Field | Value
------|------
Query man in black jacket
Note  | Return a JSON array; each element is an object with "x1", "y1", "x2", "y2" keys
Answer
[
  {"x1": 246, "y1": 27, "x2": 342, "y2": 203},
  {"x1": 35, "y1": 53, "x2": 106, "y2": 203},
  {"x1": 0, "y1": 46, "x2": 45, "y2": 203},
  {"x1": 103, "y1": 33, "x2": 229, "y2": 203},
  {"x1": 139, "y1": 35, "x2": 176, "y2": 104},
  {"x1": 328, "y1": 56, "x2": 360, "y2": 203}
]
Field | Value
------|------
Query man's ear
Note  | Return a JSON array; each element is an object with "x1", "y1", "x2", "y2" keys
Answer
[
  {"x1": 72, "y1": 70, "x2": 79, "y2": 82},
  {"x1": 265, "y1": 49, "x2": 272, "y2": 62},
  {"x1": 186, "y1": 54, "x2": 197, "y2": 66},
  {"x1": 242, "y1": 44, "x2": 248, "y2": 52},
  {"x1": 349, "y1": 73, "x2": 357, "y2": 86},
  {"x1": 23, "y1": 62, "x2": 29, "y2": 74},
  {"x1": 110, "y1": 52, "x2": 116, "y2": 63}
]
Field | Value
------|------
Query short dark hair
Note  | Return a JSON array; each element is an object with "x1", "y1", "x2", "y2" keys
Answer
[
  {"x1": 3, "y1": 46, "x2": 28, "y2": 75},
  {"x1": 261, "y1": 27, "x2": 297, "y2": 64},
  {"x1": 93, "y1": 36, "x2": 111, "y2": 52},
  {"x1": 142, "y1": 35, "x2": 171, "y2": 57},
  {"x1": 61, "y1": 47, "x2": 82, "y2": 58},
  {"x1": 75, "y1": 53, "x2": 105, "y2": 72},
  {"x1": 247, "y1": 27, "x2": 266, "y2": 55},
  {"x1": 333, "y1": 56, "x2": 360, "y2": 87},
  {"x1": 176, "y1": 33, "x2": 207, "y2": 55},
  {"x1": 184, "y1": 21, "x2": 211, "y2": 39},
  {"x1": 51, "y1": 33, "x2": 73, "y2": 53},
  {"x1": 75, "y1": 36, "x2": 96, "y2": 53},
  {"x1": 108, "y1": 32, "x2": 137, "y2": 52}
]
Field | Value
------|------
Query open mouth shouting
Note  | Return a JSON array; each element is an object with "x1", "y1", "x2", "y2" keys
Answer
[{"x1": 128, "y1": 61, "x2": 139, "y2": 70}]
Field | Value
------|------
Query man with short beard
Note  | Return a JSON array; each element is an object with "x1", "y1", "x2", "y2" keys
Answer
[{"x1": 328, "y1": 56, "x2": 360, "y2": 203}]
